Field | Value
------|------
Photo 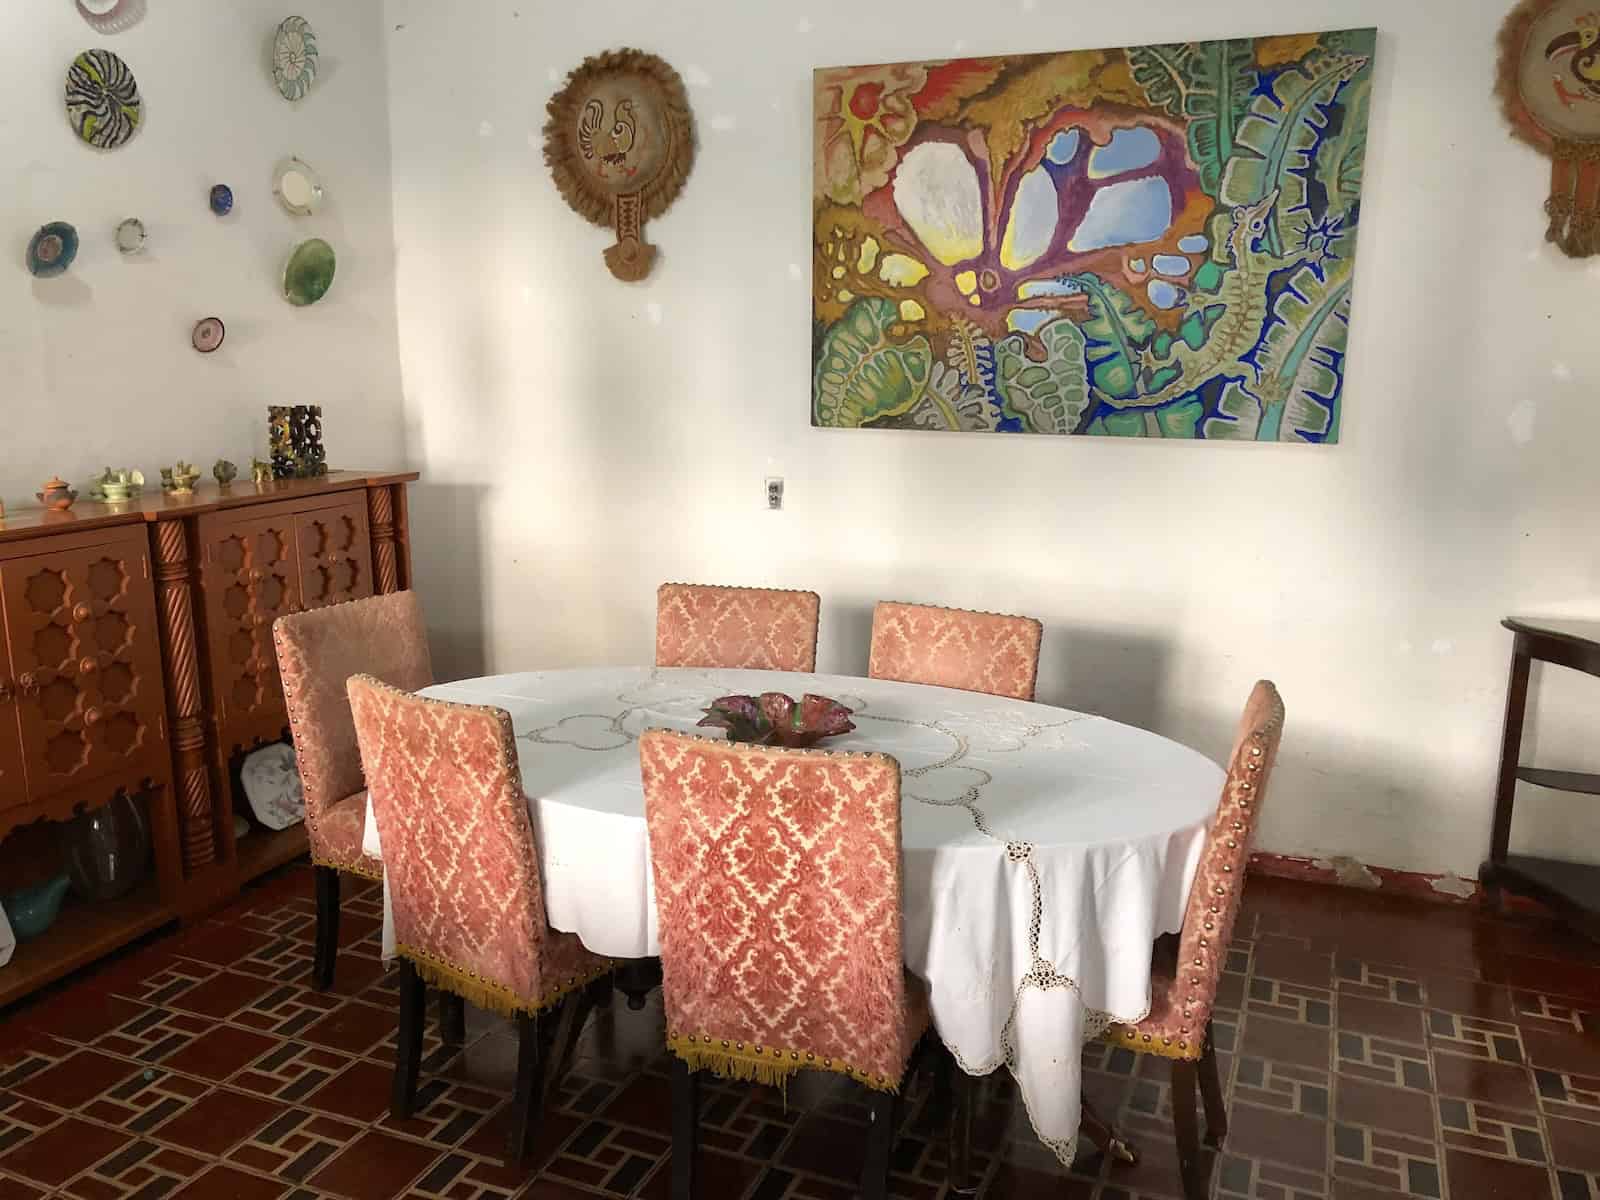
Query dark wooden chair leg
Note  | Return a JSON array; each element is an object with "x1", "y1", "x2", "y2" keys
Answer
[
  {"x1": 390, "y1": 959, "x2": 425, "y2": 1120},
  {"x1": 617, "y1": 958, "x2": 661, "y2": 1011},
  {"x1": 540, "y1": 991, "x2": 584, "y2": 1103},
  {"x1": 504, "y1": 1012, "x2": 542, "y2": 1169},
  {"x1": 1197, "y1": 1023, "x2": 1228, "y2": 1148},
  {"x1": 1170, "y1": 1058, "x2": 1206, "y2": 1200},
  {"x1": 860, "y1": 1087, "x2": 896, "y2": 1200},
  {"x1": 947, "y1": 1054, "x2": 976, "y2": 1194},
  {"x1": 313, "y1": 866, "x2": 340, "y2": 991},
  {"x1": 670, "y1": 1056, "x2": 699, "y2": 1199},
  {"x1": 1079, "y1": 1097, "x2": 1139, "y2": 1166},
  {"x1": 438, "y1": 992, "x2": 466, "y2": 1048}
]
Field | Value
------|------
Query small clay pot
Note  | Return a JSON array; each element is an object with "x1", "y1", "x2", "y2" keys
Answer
[{"x1": 36, "y1": 477, "x2": 78, "y2": 511}]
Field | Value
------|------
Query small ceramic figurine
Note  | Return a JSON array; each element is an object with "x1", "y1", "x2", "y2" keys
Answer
[
  {"x1": 209, "y1": 184, "x2": 234, "y2": 216},
  {"x1": 166, "y1": 461, "x2": 201, "y2": 496},
  {"x1": 36, "y1": 477, "x2": 78, "y2": 511},
  {"x1": 89, "y1": 467, "x2": 145, "y2": 504},
  {"x1": 159, "y1": 467, "x2": 174, "y2": 491},
  {"x1": 213, "y1": 459, "x2": 237, "y2": 487},
  {"x1": 250, "y1": 458, "x2": 273, "y2": 485}
]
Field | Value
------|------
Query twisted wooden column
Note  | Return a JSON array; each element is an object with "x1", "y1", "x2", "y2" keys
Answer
[
  {"x1": 153, "y1": 520, "x2": 215, "y2": 873},
  {"x1": 368, "y1": 486, "x2": 400, "y2": 594}
]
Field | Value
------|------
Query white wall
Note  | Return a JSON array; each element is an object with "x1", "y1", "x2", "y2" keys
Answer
[
  {"x1": 386, "y1": 0, "x2": 1600, "y2": 878},
  {"x1": 0, "y1": 1, "x2": 405, "y2": 505}
]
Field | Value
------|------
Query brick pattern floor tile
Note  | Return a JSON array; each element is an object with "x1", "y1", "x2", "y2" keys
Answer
[{"x1": 0, "y1": 866, "x2": 1595, "y2": 1198}]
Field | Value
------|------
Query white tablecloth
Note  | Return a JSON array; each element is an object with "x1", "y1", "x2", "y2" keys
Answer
[{"x1": 362, "y1": 666, "x2": 1222, "y2": 1164}]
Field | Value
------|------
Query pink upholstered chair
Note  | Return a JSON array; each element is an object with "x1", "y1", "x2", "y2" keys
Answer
[
  {"x1": 654, "y1": 583, "x2": 820, "y2": 672},
  {"x1": 639, "y1": 730, "x2": 944, "y2": 1199},
  {"x1": 867, "y1": 601, "x2": 1043, "y2": 701},
  {"x1": 273, "y1": 591, "x2": 433, "y2": 992},
  {"x1": 1097, "y1": 681, "x2": 1285, "y2": 1199},
  {"x1": 348, "y1": 675, "x2": 614, "y2": 1167}
]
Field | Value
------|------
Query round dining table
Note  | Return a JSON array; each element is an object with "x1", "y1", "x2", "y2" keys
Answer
[{"x1": 360, "y1": 665, "x2": 1224, "y2": 1165}]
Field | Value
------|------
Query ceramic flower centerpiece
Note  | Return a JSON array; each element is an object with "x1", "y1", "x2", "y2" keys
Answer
[{"x1": 698, "y1": 692, "x2": 855, "y2": 749}]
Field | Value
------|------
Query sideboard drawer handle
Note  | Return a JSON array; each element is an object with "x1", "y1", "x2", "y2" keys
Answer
[
  {"x1": 79, "y1": 657, "x2": 99, "y2": 675},
  {"x1": 249, "y1": 569, "x2": 265, "y2": 583},
  {"x1": 72, "y1": 603, "x2": 92, "y2": 623},
  {"x1": 84, "y1": 706, "x2": 103, "y2": 727},
  {"x1": 18, "y1": 672, "x2": 39, "y2": 696},
  {"x1": 0, "y1": 681, "x2": 12, "y2": 704}
]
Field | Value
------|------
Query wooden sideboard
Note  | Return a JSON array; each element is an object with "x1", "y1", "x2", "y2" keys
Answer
[{"x1": 0, "y1": 470, "x2": 416, "y2": 1007}]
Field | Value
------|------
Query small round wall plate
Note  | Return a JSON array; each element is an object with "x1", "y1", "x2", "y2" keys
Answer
[
  {"x1": 27, "y1": 222, "x2": 80, "y2": 278},
  {"x1": 65, "y1": 49, "x2": 142, "y2": 150},
  {"x1": 273, "y1": 17, "x2": 319, "y2": 101},
  {"x1": 115, "y1": 217, "x2": 146, "y2": 253},
  {"x1": 210, "y1": 184, "x2": 234, "y2": 216},
  {"x1": 75, "y1": 0, "x2": 146, "y2": 35},
  {"x1": 272, "y1": 157, "x2": 323, "y2": 215},
  {"x1": 192, "y1": 317, "x2": 226, "y2": 353},
  {"x1": 283, "y1": 238, "x2": 336, "y2": 306}
]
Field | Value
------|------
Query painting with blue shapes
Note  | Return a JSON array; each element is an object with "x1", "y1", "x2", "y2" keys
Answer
[{"x1": 812, "y1": 29, "x2": 1376, "y2": 441}]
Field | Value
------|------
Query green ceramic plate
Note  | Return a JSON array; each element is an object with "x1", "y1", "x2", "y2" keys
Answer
[{"x1": 283, "y1": 237, "x2": 336, "y2": 306}]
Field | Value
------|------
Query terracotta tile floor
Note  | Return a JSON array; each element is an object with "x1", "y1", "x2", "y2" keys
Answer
[{"x1": 2, "y1": 867, "x2": 1597, "y2": 1199}]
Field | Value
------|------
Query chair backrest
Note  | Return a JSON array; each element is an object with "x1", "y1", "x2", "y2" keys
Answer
[
  {"x1": 1174, "y1": 680, "x2": 1285, "y2": 1034},
  {"x1": 639, "y1": 729, "x2": 908, "y2": 1091},
  {"x1": 867, "y1": 601, "x2": 1042, "y2": 701},
  {"x1": 655, "y1": 583, "x2": 820, "y2": 672},
  {"x1": 273, "y1": 591, "x2": 433, "y2": 854},
  {"x1": 347, "y1": 674, "x2": 557, "y2": 1015}
]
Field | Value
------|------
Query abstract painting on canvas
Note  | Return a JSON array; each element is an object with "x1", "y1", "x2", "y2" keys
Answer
[{"x1": 812, "y1": 30, "x2": 1376, "y2": 440}]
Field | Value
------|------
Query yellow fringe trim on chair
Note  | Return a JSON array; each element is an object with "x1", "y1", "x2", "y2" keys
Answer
[
  {"x1": 668, "y1": 1034, "x2": 903, "y2": 1096},
  {"x1": 1103, "y1": 1023, "x2": 1203, "y2": 1062},
  {"x1": 398, "y1": 943, "x2": 615, "y2": 1020},
  {"x1": 313, "y1": 854, "x2": 383, "y2": 882}
]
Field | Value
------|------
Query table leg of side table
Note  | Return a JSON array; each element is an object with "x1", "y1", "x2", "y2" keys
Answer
[{"x1": 1483, "y1": 641, "x2": 1532, "y2": 894}]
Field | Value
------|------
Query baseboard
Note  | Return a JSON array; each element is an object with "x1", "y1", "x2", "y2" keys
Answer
[{"x1": 1247, "y1": 852, "x2": 1487, "y2": 905}]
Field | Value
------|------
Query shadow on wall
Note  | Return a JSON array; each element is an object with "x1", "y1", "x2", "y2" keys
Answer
[
  {"x1": 409, "y1": 481, "x2": 488, "y2": 681},
  {"x1": 1053, "y1": 625, "x2": 1172, "y2": 731}
]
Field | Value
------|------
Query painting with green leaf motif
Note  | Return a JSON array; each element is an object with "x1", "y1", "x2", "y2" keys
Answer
[{"x1": 812, "y1": 29, "x2": 1375, "y2": 441}]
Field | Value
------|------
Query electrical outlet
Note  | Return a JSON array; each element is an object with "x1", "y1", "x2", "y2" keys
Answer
[{"x1": 765, "y1": 477, "x2": 784, "y2": 510}]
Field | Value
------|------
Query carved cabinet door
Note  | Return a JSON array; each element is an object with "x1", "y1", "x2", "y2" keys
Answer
[
  {"x1": 0, "y1": 537, "x2": 168, "y2": 804},
  {"x1": 0, "y1": 625, "x2": 27, "y2": 815},
  {"x1": 295, "y1": 499, "x2": 373, "y2": 611},
  {"x1": 199, "y1": 512, "x2": 304, "y2": 754}
]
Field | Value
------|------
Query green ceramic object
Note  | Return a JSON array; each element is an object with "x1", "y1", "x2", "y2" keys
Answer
[
  {"x1": 2, "y1": 874, "x2": 71, "y2": 940},
  {"x1": 283, "y1": 238, "x2": 336, "y2": 307}
]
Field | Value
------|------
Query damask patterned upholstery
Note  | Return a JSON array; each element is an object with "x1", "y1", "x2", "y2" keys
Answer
[
  {"x1": 867, "y1": 601, "x2": 1043, "y2": 701},
  {"x1": 1106, "y1": 681, "x2": 1285, "y2": 1059},
  {"x1": 655, "y1": 583, "x2": 821, "y2": 673},
  {"x1": 273, "y1": 591, "x2": 434, "y2": 878},
  {"x1": 348, "y1": 676, "x2": 613, "y2": 1016},
  {"x1": 640, "y1": 730, "x2": 927, "y2": 1092}
]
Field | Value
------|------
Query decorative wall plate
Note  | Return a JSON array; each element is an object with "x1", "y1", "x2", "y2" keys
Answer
[
  {"x1": 273, "y1": 17, "x2": 319, "y2": 101},
  {"x1": 75, "y1": 0, "x2": 146, "y2": 35},
  {"x1": 192, "y1": 317, "x2": 226, "y2": 353},
  {"x1": 282, "y1": 238, "x2": 335, "y2": 306},
  {"x1": 65, "y1": 49, "x2": 142, "y2": 150},
  {"x1": 209, "y1": 184, "x2": 234, "y2": 216},
  {"x1": 1499, "y1": 0, "x2": 1600, "y2": 255},
  {"x1": 115, "y1": 217, "x2": 145, "y2": 253},
  {"x1": 27, "y1": 222, "x2": 80, "y2": 278},
  {"x1": 543, "y1": 48, "x2": 696, "y2": 280},
  {"x1": 272, "y1": 157, "x2": 323, "y2": 215}
]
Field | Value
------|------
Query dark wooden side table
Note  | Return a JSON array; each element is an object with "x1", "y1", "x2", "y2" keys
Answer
[{"x1": 1481, "y1": 617, "x2": 1600, "y2": 940}]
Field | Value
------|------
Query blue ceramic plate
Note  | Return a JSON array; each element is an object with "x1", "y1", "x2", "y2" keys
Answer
[{"x1": 27, "y1": 222, "x2": 80, "y2": 278}]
